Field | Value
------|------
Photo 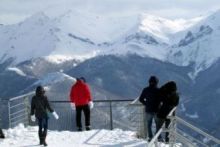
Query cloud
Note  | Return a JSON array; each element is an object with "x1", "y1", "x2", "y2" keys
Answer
[{"x1": 0, "y1": 0, "x2": 220, "y2": 24}]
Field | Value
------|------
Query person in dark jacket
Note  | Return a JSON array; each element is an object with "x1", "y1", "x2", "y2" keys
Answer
[
  {"x1": 0, "y1": 128, "x2": 5, "y2": 138},
  {"x1": 156, "y1": 81, "x2": 179, "y2": 142},
  {"x1": 31, "y1": 86, "x2": 59, "y2": 146},
  {"x1": 139, "y1": 76, "x2": 160, "y2": 141},
  {"x1": 70, "y1": 77, "x2": 93, "y2": 131}
]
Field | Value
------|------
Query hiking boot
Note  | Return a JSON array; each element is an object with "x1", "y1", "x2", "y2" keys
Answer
[
  {"x1": 40, "y1": 138, "x2": 43, "y2": 145},
  {"x1": 77, "y1": 127, "x2": 82, "y2": 131},
  {"x1": 43, "y1": 141, "x2": 48, "y2": 146},
  {"x1": 85, "y1": 126, "x2": 91, "y2": 131},
  {"x1": 157, "y1": 137, "x2": 164, "y2": 142}
]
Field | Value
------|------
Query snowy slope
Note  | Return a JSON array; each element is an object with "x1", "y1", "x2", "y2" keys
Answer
[
  {"x1": 1, "y1": 9, "x2": 220, "y2": 77},
  {"x1": 0, "y1": 10, "x2": 198, "y2": 65},
  {"x1": 0, "y1": 13, "x2": 58, "y2": 64},
  {"x1": 167, "y1": 10, "x2": 220, "y2": 78}
]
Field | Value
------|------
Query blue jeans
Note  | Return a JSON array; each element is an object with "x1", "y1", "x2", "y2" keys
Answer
[
  {"x1": 145, "y1": 112, "x2": 156, "y2": 139},
  {"x1": 37, "y1": 117, "x2": 48, "y2": 138}
]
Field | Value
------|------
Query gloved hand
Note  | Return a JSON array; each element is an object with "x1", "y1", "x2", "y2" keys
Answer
[
  {"x1": 52, "y1": 111, "x2": 59, "y2": 120},
  {"x1": 89, "y1": 101, "x2": 94, "y2": 109},
  {"x1": 71, "y1": 103, "x2": 76, "y2": 110},
  {"x1": 31, "y1": 115, "x2": 36, "y2": 122}
]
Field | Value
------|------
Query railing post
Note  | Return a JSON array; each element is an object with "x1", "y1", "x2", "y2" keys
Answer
[
  {"x1": 109, "y1": 101, "x2": 113, "y2": 130},
  {"x1": 141, "y1": 106, "x2": 147, "y2": 138},
  {"x1": 168, "y1": 116, "x2": 176, "y2": 147},
  {"x1": 8, "y1": 101, "x2": 11, "y2": 128},
  {"x1": 24, "y1": 96, "x2": 30, "y2": 126}
]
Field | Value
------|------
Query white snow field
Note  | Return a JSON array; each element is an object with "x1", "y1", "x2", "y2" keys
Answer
[
  {"x1": 0, "y1": 124, "x2": 148, "y2": 147},
  {"x1": 0, "y1": 124, "x2": 178, "y2": 147}
]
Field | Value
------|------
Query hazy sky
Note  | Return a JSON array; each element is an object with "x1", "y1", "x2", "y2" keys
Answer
[{"x1": 0, "y1": 0, "x2": 220, "y2": 24}]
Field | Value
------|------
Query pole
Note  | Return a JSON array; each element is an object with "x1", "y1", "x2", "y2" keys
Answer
[{"x1": 110, "y1": 101, "x2": 113, "y2": 130}]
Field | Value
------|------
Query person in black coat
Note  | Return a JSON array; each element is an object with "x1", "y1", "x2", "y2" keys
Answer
[
  {"x1": 31, "y1": 86, "x2": 59, "y2": 146},
  {"x1": 139, "y1": 76, "x2": 161, "y2": 141},
  {"x1": 156, "y1": 81, "x2": 179, "y2": 142}
]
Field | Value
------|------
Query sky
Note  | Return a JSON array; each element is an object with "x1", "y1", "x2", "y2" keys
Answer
[{"x1": 0, "y1": 0, "x2": 220, "y2": 24}]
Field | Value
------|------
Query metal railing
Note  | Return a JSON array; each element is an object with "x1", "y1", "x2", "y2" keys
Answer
[
  {"x1": 148, "y1": 107, "x2": 220, "y2": 147},
  {"x1": 8, "y1": 92, "x2": 35, "y2": 128},
  {"x1": 46, "y1": 100, "x2": 146, "y2": 137},
  {"x1": 6, "y1": 92, "x2": 220, "y2": 147},
  {"x1": 7, "y1": 93, "x2": 146, "y2": 137}
]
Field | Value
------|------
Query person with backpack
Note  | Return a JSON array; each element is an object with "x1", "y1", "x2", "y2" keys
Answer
[
  {"x1": 139, "y1": 76, "x2": 161, "y2": 141},
  {"x1": 70, "y1": 77, "x2": 93, "y2": 131},
  {"x1": 30, "y1": 86, "x2": 59, "y2": 146},
  {"x1": 156, "y1": 81, "x2": 179, "y2": 143}
]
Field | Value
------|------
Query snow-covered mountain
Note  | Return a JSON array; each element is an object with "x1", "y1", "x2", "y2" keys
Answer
[
  {"x1": 1, "y1": 9, "x2": 220, "y2": 78},
  {"x1": 0, "y1": 10, "x2": 200, "y2": 66},
  {"x1": 168, "y1": 10, "x2": 220, "y2": 78}
]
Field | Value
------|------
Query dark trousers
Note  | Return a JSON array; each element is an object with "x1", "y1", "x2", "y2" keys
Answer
[
  {"x1": 76, "y1": 104, "x2": 90, "y2": 128},
  {"x1": 0, "y1": 128, "x2": 5, "y2": 138},
  {"x1": 37, "y1": 117, "x2": 48, "y2": 140},
  {"x1": 156, "y1": 117, "x2": 171, "y2": 142}
]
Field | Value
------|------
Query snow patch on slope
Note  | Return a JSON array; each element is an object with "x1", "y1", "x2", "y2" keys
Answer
[
  {"x1": 7, "y1": 67, "x2": 26, "y2": 76},
  {"x1": 33, "y1": 72, "x2": 75, "y2": 86}
]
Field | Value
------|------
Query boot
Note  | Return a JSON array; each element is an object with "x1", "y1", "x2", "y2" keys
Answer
[
  {"x1": 38, "y1": 132, "x2": 43, "y2": 145},
  {"x1": 42, "y1": 132, "x2": 48, "y2": 146},
  {"x1": 0, "y1": 129, "x2": 5, "y2": 139},
  {"x1": 86, "y1": 126, "x2": 91, "y2": 131},
  {"x1": 77, "y1": 127, "x2": 82, "y2": 131}
]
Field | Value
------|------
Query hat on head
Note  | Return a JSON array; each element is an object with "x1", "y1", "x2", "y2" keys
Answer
[
  {"x1": 36, "y1": 85, "x2": 45, "y2": 95},
  {"x1": 149, "y1": 76, "x2": 159, "y2": 84},
  {"x1": 77, "y1": 77, "x2": 86, "y2": 83}
]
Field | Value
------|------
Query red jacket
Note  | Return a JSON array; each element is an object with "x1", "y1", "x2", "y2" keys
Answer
[{"x1": 70, "y1": 80, "x2": 92, "y2": 106}]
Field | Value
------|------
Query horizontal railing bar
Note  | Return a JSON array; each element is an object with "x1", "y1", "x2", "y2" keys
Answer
[
  {"x1": 10, "y1": 109, "x2": 26, "y2": 116},
  {"x1": 50, "y1": 99, "x2": 134, "y2": 103},
  {"x1": 177, "y1": 128, "x2": 209, "y2": 147},
  {"x1": 11, "y1": 117, "x2": 27, "y2": 124},
  {"x1": 9, "y1": 91, "x2": 35, "y2": 101},
  {"x1": 176, "y1": 116, "x2": 220, "y2": 144},
  {"x1": 174, "y1": 131, "x2": 198, "y2": 147},
  {"x1": 11, "y1": 114, "x2": 26, "y2": 121},
  {"x1": 10, "y1": 102, "x2": 25, "y2": 109}
]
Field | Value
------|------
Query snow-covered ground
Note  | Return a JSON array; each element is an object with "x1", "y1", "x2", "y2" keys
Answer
[
  {"x1": 0, "y1": 124, "x2": 179, "y2": 147},
  {"x1": 0, "y1": 124, "x2": 148, "y2": 147}
]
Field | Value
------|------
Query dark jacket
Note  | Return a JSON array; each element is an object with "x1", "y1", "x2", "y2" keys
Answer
[
  {"x1": 31, "y1": 95, "x2": 54, "y2": 119},
  {"x1": 157, "y1": 85, "x2": 179, "y2": 119},
  {"x1": 139, "y1": 86, "x2": 160, "y2": 113}
]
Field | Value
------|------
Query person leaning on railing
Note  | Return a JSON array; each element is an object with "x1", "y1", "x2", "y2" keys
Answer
[
  {"x1": 155, "y1": 81, "x2": 179, "y2": 143},
  {"x1": 30, "y1": 86, "x2": 59, "y2": 146},
  {"x1": 69, "y1": 77, "x2": 93, "y2": 131},
  {"x1": 138, "y1": 76, "x2": 161, "y2": 141}
]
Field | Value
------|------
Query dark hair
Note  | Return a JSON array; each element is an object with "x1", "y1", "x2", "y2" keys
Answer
[
  {"x1": 36, "y1": 85, "x2": 45, "y2": 96},
  {"x1": 148, "y1": 76, "x2": 159, "y2": 85},
  {"x1": 161, "y1": 81, "x2": 177, "y2": 93},
  {"x1": 77, "y1": 77, "x2": 86, "y2": 83}
]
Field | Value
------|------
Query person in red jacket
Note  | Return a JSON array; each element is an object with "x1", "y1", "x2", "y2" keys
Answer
[{"x1": 70, "y1": 77, "x2": 93, "y2": 131}]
